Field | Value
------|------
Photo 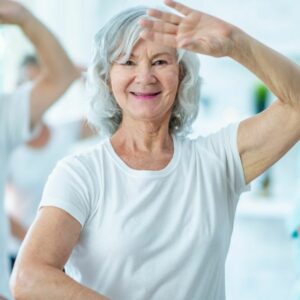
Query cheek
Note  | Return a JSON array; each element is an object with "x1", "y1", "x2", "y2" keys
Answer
[
  {"x1": 109, "y1": 67, "x2": 128, "y2": 93},
  {"x1": 162, "y1": 66, "x2": 179, "y2": 88},
  {"x1": 110, "y1": 75, "x2": 127, "y2": 97},
  {"x1": 164, "y1": 71, "x2": 180, "y2": 94}
]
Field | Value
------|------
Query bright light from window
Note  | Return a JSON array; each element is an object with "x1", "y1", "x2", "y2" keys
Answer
[{"x1": 0, "y1": 28, "x2": 7, "y2": 59}]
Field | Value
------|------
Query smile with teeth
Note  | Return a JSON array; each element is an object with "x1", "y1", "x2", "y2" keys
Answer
[{"x1": 130, "y1": 91, "x2": 161, "y2": 100}]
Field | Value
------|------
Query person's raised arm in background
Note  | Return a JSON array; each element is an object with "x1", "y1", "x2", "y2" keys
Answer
[
  {"x1": 0, "y1": 0, "x2": 80, "y2": 127},
  {"x1": 0, "y1": 1, "x2": 79, "y2": 299}
]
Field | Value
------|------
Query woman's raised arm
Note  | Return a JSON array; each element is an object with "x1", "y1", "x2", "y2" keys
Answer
[{"x1": 140, "y1": 0, "x2": 300, "y2": 183}]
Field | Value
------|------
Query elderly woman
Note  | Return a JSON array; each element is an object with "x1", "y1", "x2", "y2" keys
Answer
[{"x1": 11, "y1": 0, "x2": 300, "y2": 299}]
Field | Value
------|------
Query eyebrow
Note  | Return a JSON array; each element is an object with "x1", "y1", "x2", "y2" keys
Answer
[{"x1": 130, "y1": 52, "x2": 174, "y2": 59}]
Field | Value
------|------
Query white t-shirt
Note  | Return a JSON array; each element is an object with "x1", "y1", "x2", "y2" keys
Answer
[
  {"x1": 5, "y1": 121, "x2": 82, "y2": 255},
  {"x1": 41, "y1": 123, "x2": 249, "y2": 300},
  {"x1": 0, "y1": 84, "x2": 31, "y2": 300}
]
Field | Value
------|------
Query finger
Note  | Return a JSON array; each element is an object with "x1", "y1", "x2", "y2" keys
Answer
[
  {"x1": 140, "y1": 30, "x2": 177, "y2": 48},
  {"x1": 139, "y1": 18, "x2": 178, "y2": 35},
  {"x1": 147, "y1": 8, "x2": 182, "y2": 25},
  {"x1": 164, "y1": 0, "x2": 193, "y2": 16}
]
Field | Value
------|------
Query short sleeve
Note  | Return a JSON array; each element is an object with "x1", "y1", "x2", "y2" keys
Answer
[
  {"x1": 199, "y1": 122, "x2": 250, "y2": 196},
  {"x1": 0, "y1": 83, "x2": 33, "y2": 151},
  {"x1": 40, "y1": 155, "x2": 96, "y2": 227},
  {"x1": 225, "y1": 122, "x2": 250, "y2": 194}
]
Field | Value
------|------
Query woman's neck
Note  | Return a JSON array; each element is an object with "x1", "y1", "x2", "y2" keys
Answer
[{"x1": 111, "y1": 119, "x2": 173, "y2": 154}]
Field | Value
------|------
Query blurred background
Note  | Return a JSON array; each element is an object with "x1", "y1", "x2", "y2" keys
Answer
[{"x1": 1, "y1": 0, "x2": 300, "y2": 299}]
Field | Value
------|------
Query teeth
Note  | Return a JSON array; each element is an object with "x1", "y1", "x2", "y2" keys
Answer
[{"x1": 132, "y1": 92, "x2": 160, "y2": 96}]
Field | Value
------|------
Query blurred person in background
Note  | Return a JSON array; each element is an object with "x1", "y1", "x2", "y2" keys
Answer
[
  {"x1": 5, "y1": 54, "x2": 95, "y2": 270},
  {"x1": 0, "y1": 0, "x2": 79, "y2": 299},
  {"x1": 10, "y1": 0, "x2": 300, "y2": 299},
  {"x1": 17, "y1": 54, "x2": 40, "y2": 85}
]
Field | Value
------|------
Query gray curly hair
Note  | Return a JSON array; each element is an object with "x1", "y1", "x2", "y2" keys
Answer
[{"x1": 87, "y1": 6, "x2": 201, "y2": 137}]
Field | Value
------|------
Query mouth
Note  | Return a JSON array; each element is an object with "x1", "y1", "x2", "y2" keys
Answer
[{"x1": 130, "y1": 91, "x2": 161, "y2": 101}]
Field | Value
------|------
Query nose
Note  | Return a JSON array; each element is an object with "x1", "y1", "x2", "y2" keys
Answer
[{"x1": 135, "y1": 63, "x2": 156, "y2": 84}]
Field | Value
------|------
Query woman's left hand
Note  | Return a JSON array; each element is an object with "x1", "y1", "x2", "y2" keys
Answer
[{"x1": 139, "y1": 0, "x2": 238, "y2": 58}]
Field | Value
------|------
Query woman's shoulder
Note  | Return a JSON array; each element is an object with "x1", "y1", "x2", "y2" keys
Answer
[
  {"x1": 55, "y1": 138, "x2": 109, "y2": 175},
  {"x1": 189, "y1": 123, "x2": 237, "y2": 147},
  {"x1": 177, "y1": 123, "x2": 239, "y2": 161}
]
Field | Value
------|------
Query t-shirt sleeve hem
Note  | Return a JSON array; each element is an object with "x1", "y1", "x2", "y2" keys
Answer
[
  {"x1": 230, "y1": 122, "x2": 251, "y2": 194},
  {"x1": 39, "y1": 201, "x2": 86, "y2": 227}
]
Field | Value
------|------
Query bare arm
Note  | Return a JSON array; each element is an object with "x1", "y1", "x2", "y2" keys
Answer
[
  {"x1": 23, "y1": 13, "x2": 80, "y2": 127},
  {"x1": 231, "y1": 32, "x2": 300, "y2": 183},
  {"x1": 10, "y1": 207, "x2": 110, "y2": 300},
  {"x1": 0, "y1": 0, "x2": 79, "y2": 127},
  {"x1": 140, "y1": 0, "x2": 300, "y2": 183}
]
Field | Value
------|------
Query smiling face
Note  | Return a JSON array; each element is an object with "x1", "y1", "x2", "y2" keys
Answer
[{"x1": 109, "y1": 39, "x2": 180, "y2": 126}]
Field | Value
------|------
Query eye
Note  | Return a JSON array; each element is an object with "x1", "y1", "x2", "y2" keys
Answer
[
  {"x1": 123, "y1": 60, "x2": 135, "y2": 66},
  {"x1": 153, "y1": 60, "x2": 167, "y2": 66}
]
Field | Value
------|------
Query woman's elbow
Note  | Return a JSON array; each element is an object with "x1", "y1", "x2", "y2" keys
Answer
[{"x1": 10, "y1": 264, "x2": 36, "y2": 300}]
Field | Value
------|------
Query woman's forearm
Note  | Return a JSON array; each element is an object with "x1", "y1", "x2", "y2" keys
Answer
[
  {"x1": 229, "y1": 28, "x2": 300, "y2": 107},
  {"x1": 10, "y1": 264, "x2": 109, "y2": 300}
]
